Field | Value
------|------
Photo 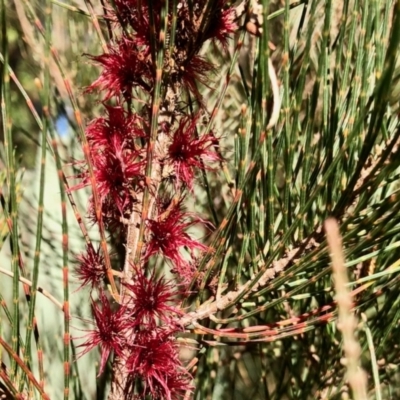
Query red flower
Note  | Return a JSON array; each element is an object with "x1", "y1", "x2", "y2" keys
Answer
[
  {"x1": 86, "y1": 106, "x2": 145, "y2": 153},
  {"x1": 179, "y1": 55, "x2": 214, "y2": 103},
  {"x1": 111, "y1": 0, "x2": 159, "y2": 46},
  {"x1": 124, "y1": 266, "x2": 180, "y2": 327},
  {"x1": 87, "y1": 195, "x2": 128, "y2": 231},
  {"x1": 127, "y1": 329, "x2": 191, "y2": 400},
  {"x1": 92, "y1": 142, "x2": 143, "y2": 213},
  {"x1": 168, "y1": 116, "x2": 220, "y2": 189},
  {"x1": 76, "y1": 107, "x2": 145, "y2": 218},
  {"x1": 87, "y1": 37, "x2": 152, "y2": 103},
  {"x1": 203, "y1": 2, "x2": 237, "y2": 48},
  {"x1": 75, "y1": 244, "x2": 106, "y2": 289},
  {"x1": 74, "y1": 127, "x2": 144, "y2": 214},
  {"x1": 78, "y1": 292, "x2": 127, "y2": 375},
  {"x1": 145, "y1": 198, "x2": 208, "y2": 283}
]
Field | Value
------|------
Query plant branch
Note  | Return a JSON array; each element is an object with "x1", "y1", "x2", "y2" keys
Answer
[
  {"x1": 179, "y1": 235, "x2": 320, "y2": 327},
  {"x1": 0, "y1": 267, "x2": 64, "y2": 310}
]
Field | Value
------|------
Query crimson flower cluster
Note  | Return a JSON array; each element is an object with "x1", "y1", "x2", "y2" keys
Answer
[
  {"x1": 79, "y1": 279, "x2": 191, "y2": 398},
  {"x1": 74, "y1": 0, "x2": 237, "y2": 398},
  {"x1": 145, "y1": 199, "x2": 209, "y2": 284}
]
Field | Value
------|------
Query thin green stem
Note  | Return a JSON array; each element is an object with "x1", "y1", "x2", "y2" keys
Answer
[{"x1": 1, "y1": 0, "x2": 20, "y2": 379}]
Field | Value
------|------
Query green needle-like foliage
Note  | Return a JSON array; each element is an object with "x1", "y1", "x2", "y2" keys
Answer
[{"x1": 1, "y1": 0, "x2": 400, "y2": 399}]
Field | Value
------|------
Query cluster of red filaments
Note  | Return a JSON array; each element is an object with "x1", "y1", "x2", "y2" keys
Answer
[{"x1": 74, "y1": 0, "x2": 237, "y2": 398}]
